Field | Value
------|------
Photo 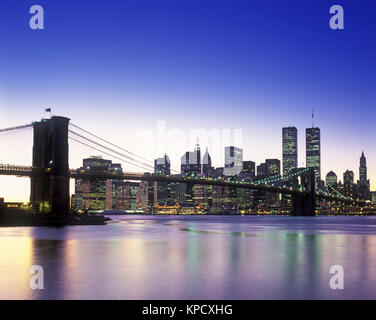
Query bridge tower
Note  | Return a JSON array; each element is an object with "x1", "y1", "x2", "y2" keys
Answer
[
  {"x1": 291, "y1": 167, "x2": 316, "y2": 216},
  {"x1": 30, "y1": 116, "x2": 70, "y2": 214}
]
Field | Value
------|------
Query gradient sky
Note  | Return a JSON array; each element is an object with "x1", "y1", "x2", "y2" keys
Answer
[{"x1": 1, "y1": 0, "x2": 375, "y2": 202}]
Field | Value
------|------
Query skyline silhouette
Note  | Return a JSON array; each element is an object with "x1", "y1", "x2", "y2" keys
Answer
[{"x1": 1, "y1": 0, "x2": 375, "y2": 201}]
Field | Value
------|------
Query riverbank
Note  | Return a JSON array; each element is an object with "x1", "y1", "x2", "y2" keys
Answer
[{"x1": 0, "y1": 208, "x2": 109, "y2": 227}]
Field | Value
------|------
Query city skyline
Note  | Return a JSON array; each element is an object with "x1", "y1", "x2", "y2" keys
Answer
[
  {"x1": 1, "y1": 0, "x2": 376, "y2": 201},
  {"x1": 0, "y1": 118, "x2": 374, "y2": 204}
]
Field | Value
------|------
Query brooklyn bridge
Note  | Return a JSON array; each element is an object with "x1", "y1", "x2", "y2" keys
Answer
[{"x1": 0, "y1": 116, "x2": 374, "y2": 216}]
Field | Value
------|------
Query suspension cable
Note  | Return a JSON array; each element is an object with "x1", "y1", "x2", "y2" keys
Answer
[
  {"x1": 68, "y1": 136, "x2": 152, "y2": 172},
  {"x1": 70, "y1": 123, "x2": 153, "y2": 164},
  {"x1": 70, "y1": 123, "x2": 180, "y2": 174},
  {"x1": 69, "y1": 130, "x2": 154, "y2": 170},
  {"x1": 0, "y1": 123, "x2": 33, "y2": 133}
]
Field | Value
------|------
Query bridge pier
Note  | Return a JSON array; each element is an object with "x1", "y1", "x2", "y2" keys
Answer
[
  {"x1": 30, "y1": 116, "x2": 70, "y2": 214},
  {"x1": 291, "y1": 192, "x2": 316, "y2": 216},
  {"x1": 291, "y1": 167, "x2": 316, "y2": 216}
]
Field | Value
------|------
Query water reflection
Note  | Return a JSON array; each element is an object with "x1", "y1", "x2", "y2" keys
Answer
[{"x1": 1, "y1": 216, "x2": 376, "y2": 299}]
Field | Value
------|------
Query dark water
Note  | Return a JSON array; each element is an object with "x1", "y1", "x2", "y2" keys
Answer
[{"x1": 1, "y1": 215, "x2": 376, "y2": 300}]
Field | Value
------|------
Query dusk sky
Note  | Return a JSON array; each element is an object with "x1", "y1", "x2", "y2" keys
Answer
[{"x1": 1, "y1": 0, "x2": 375, "y2": 202}]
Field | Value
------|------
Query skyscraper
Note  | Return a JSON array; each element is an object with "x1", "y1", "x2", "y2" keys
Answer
[
  {"x1": 154, "y1": 154, "x2": 171, "y2": 175},
  {"x1": 154, "y1": 154, "x2": 171, "y2": 205},
  {"x1": 266, "y1": 159, "x2": 281, "y2": 176},
  {"x1": 202, "y1": 147, "x2": 213, "y2": 177},
  {"x1": 224, "y1": 146, "x2": 243, "y2": 176},
  {"x1": 257, "y1": 162, "x2": 267, "y2": 178},
  {"x1": 282, "y1": 127, "x2": 298, "y2": 176},
  {"x1": 306, "y1": 127, "x2": 321, "y2": 182},
  {"x1": 325, "y1": 171, "x2": 337, "y2": 186},
  {"x1": 359, "y1": 151, "x2": 368, "y2": 183},
  {"x1": 72, "y1": 156, "x2": 122, "y2": 211},
  {"x1": 241, "y1": 161, "x2": 256, "y2": 179},
  {"x1": 357, "y1": 151, "x2": 371, "y2": 200},
  {"x1": 181, "y1": 143, "x2": 201, "y2": 176},
  {"x1": 343, "y1": 170, "x2": 355, "y2": 198},
  {"x1": 181, "y1": 143, "x2": 202, "y2": 205}
]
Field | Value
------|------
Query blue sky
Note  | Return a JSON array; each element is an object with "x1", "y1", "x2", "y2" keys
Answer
[{"x1": 0, "y1": 0, "x2": 375, "y2": 201}]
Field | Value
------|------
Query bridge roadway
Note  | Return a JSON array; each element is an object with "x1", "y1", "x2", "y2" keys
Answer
[{"x1": 0, "y1": 164, "x2": 370, "y2": 206}]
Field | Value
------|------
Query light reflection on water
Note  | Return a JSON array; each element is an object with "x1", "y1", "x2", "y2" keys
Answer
[{"x1": 1, "y1": 216, "x2": 376, "y2": 299}]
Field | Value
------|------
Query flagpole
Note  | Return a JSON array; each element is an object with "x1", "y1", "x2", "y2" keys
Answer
[{"x1": 45, "y1": 107, "x2": 52, "y2": 118}]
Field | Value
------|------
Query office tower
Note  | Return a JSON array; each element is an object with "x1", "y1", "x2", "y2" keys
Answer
[
  {"x1": 224, "y1": 146, "x2": 243, "y2": 176},
  {"x1": 223, "y1": 146, "x2": 243, "y2": 209},
  {"x1": 73, "y1": 156, "x2": 122, "y2": 211},
  {"x1": 202, "y1": 147, "x2": 213, "y2": 177},
  {"x1": 181, "y1": 143, "x2": 202, "y2": 205},
  {"x1": 266, "y1": 159, "x2": 281, "y2": 176},
  {"x1": 257, "y1": 162, "x2": 267, "y2": 178},
  {"x1": 136, "y1": 179, "x2": 154, "y2": 212},
  {"x1": 325, "y1": 171, "x2": 337, "y2": 186},
  {"x1": 357, "y1": 151, "x2": 371, "y2": 200},
  {"x1": 344, "y1": 170, "x2": 354, "y2": 184},
  {"x1": 306, "y1": 127, "x2": 321, "y2": 182},
  {"x1": 359, "y1": 151, "x2": 367, "y2": 182},
  {"x1": 181, "y1": 143, "x2": 201, "y2": 176},
  {"x1": 242, "y1": 161, "x2": 256, "y2": 177},
  {"x1": 239, "y1": 161, "x2": 255, "y2": 209},
  {"x1": 154, "y1": 154, "x2": 171, "y2": 175},
  {"x1": 282, "y1": 127, "x2": 298, "y2": 176},
  {"x1": 241, "y1": 160, "x2": 256, "y2": 182},
  {"x1": 116, "y1": 181, "x2": 139, "y2": 211},
  {"x1": 343, "y1": 170, "x2": 356, "y2": 198},
  {"x1": 154, "y1": 154, "x2": 171, "y2": 205}
]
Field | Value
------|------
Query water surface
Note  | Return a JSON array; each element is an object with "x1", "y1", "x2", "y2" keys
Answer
[{"x1": 1, "y1": 215, "x2": 376, "y2": 299}]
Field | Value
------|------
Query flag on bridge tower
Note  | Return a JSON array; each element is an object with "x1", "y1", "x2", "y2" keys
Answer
[{"x1": 45, "y1": 108, "x2": 52, "y2": 118}]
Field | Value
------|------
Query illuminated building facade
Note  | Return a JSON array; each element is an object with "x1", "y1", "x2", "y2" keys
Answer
[
  {"x1": 266, "y1": 159, "x2": 281, "y2": 176},
  {"x1": 181, "y1": 144, "x2": 202, "y2": 205},
  {"x1": 72, "y1": 156, "x2": 122, "y2": 211},
  {"x1": 357, "y1": 151, "x2": 371, "y2": 200},
  {"x1": 306, "y1": 127, "x2": 321, "y2": 183},
  {"x1": 325, "y1": 171, "x2": 337, "y2": 186},
  {"x1": 154, "y1": 154, "x2": 171, "y2": 205},
  {"x1": 343, "y1": 170, "x2": 357, "y2": 198},
  {"x1": 224, "y1": 146, "x2": 243, "y2": 177},
  {"x1": 116, "y1": 181, "x2": 139, "y2": 210},
  {"x1": 282, "y1": 127, "x2": 298, "y2": 176}
]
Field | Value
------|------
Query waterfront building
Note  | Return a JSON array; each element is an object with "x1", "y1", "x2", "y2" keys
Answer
[
  {"x1": 72, "y1": 156, "x2": 122, "y2": 211},
  {"x1": 154, "y1": 154, "x2": 171, "y2": 205},
  {"x1": 116, "y1": 181, "x2": 139, "y2": 210},
  {"x1": 181, "y1": 143, "x2": 202, "y2": 205}
]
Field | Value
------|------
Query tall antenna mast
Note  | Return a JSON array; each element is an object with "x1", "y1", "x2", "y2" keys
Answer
[{"x1": 312, "y1": 108, "x2": 314, "y2": 128}]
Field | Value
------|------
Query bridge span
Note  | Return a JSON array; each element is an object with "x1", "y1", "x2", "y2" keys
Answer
[{"x1": 0, "y1": 116, "x2": 373, "y2": 216}]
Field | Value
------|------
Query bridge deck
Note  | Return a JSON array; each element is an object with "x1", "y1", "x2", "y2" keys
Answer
[{"x1": 0, "y1": 164, "x2": 371, "y2": 206}]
